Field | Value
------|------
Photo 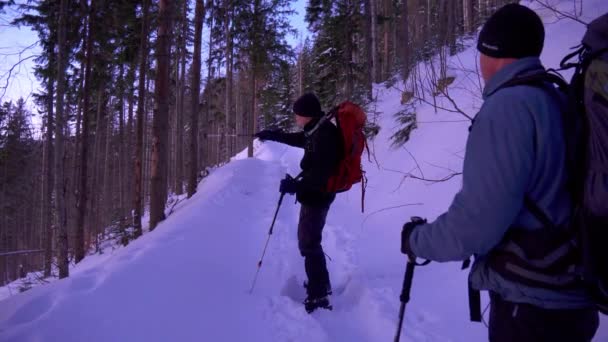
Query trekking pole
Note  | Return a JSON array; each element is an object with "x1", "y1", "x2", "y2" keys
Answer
[
  {"x1": 249, "y1": 190, "x2": 286, "y2": 294},
  {"x1": 395, "y1": 258, "x2": 416, "y2": 342},
  {"x1": 395, "y1": 216, "x2": 430, "y2": 342}
]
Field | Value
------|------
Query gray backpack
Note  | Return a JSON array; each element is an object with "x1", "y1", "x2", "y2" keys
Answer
[{"x1": 572, "y1": 12, "x2": 608, "y2": 313}]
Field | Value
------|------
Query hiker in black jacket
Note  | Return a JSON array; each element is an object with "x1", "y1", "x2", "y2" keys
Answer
[{"x1": 255, "y1": 93, "x2": 343, "y2": 313}]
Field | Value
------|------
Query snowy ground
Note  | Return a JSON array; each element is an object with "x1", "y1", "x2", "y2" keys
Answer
[{"x1": 1, "y1": 1, "x2": 607, "y2": 341}]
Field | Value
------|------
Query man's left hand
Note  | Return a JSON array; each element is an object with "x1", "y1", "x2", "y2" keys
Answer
[
  {"x1": 279, "y1": 177, "x2": 298, "y2": 195},
  {"x1": 401, "y1": 217, "x2": 427, "y2": 260}
]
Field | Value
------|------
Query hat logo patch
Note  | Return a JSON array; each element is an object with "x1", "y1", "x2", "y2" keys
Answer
[{"x1": 482, "y1": 42, "x2": 500, "y2": 51}]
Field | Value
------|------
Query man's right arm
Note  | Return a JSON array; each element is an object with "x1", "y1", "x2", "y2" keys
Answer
[
  {"x1": 275, "y1": 132, "x2": 306, "y2": 148},
  {"x1": 406, "y1": 90, "x2": 536, "y2": 262},
  {"x1": 256, "y1": 130, "x2": 306, "y2": 148}
]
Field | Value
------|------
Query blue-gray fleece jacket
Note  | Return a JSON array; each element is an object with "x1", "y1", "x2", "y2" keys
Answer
[{"x1": 408, "y1": 57, "x2": 592, "y2": 309}]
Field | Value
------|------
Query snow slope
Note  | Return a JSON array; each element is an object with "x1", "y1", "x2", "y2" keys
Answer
[{"x1": 1, "y1": 1, "x2": 607, "y2": 341}]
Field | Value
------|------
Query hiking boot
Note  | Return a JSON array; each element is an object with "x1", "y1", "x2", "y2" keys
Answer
[
  {"x1": 303, "y1": 281, "x2": 333, "y2": 296},
  {"x1": 303, "y1": 295, "x2": 332, "y2": 313}
]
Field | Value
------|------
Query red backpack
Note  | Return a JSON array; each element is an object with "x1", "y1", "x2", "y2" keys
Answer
[{"x1": 307, "y1": 101, "x2": 368, "y2": 211}]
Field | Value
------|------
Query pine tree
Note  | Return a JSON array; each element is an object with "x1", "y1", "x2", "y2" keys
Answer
[
  {"x1": 188, "y1": 0, "x2": 205, "y2": 198},
  {"x1": 134, "y1": 0, "x2": 151, "y2": 238},
  {"x1": 306, "y1": 0, "x2": 368, "y2": 108},
  {"x1": 231, "y1": 0, "x2": 295, "y2": 157},
  {"x1": 150, "y1": 0, "x2": 173, "y2": 230},
  {"x1": 54, "y1": 0, "x2": 69, "y2": 279},
  {"x1": 74, "y1": 0, "x2": 96, "y2": 263},
  {"x1": 13, "y1": 0, "x2": 62, "y2": 278},
  {"x1": 260, "y1": 60, "x2": 295, "y2": 130}
]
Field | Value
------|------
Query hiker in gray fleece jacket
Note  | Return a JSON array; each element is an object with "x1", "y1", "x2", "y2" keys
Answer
[{"x1": 400, "y1": 4, "x2": 598, "y2": 342}]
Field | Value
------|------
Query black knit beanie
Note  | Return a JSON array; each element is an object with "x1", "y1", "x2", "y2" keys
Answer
[
  {"x1": 477, "y1": 4, "x2": 545, "y2": 59},
  {"x1": 293, "y1": 93, "x2": 323, "y2": 117}
]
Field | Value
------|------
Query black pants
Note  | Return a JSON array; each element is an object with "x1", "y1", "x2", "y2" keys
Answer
[
  {"x1": 298, "y1": 204, "x2": 331, "y2": 298},
  {"x1": 489, "y1": 292, "x2": 599, "y2": 342}
]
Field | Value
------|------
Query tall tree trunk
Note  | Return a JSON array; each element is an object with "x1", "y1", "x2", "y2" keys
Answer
[
  {"x1": 134, "y1": 0, "x2": 150, "y2": 237},
  {"x1": 363, "y1": 0, "x2": 373, "y2": 98},
  {"x1": 150, "y1": 0, "x2": 173, "y2": 230},
  {"x1": 383, "y1": 0, "x2": 390, "y2": 80},
  {"x1": 222, "y1": 0, "x2": 232, "y2": 162},
  {"x1": 447, "y1": 0, "x2": 457, "y2": 55},
  {"x1": 188, "y1": 0, "x2": 205, "y2": 198},
  {"x1": 118, "y1": 62, "x2": 127, "y2": 242},
  {"x1": 88, "y1": 88, "x2": 102, "y2": 250},
  {"x1": 467, "y1": 0, "x2": 476, "y2": 33},
  {"x1": 229, "y1": 47, "x2": 235, "y2": 157},
  {"x1": 43, "y1": 43, "x2": 55, "y2": 278},
  {"x1": 463, "y1": 0, "x2": 470, "y2": 33},
  {"x1": 247, "y1": 74, "x2": 256, "y2": 158},
  {"x1": 72, "y1": 61, "x2": 84, "y2": 210},
  {"x1": 101, "y1": 98, "x2": 113, "y2": 248},
  {"x1": 298, "y1": 50, "x2": 303, "y2": 95},
  {"x1": 75, "y1": 0, "x2": 94, "y2": 263},
  {"x1": 371, "y1": 0, "x2": 379, "y2": 83},
  {"x1": 345, "y1": 4, "x2": 354, "y2": 100},
  {"x1": 91, "y1": 90, "x2": 105, "y2": 250},
  {"x1": 144, "y1": 76, "x2": 152, "y2": 207},
  {"x1": 235, "y1": 71, "x2": 241, "y2": 150},
  {"x1": 175, "y1": 0, "x2": 188, "y2": 196},
  {"x1": 398, "y1": 0, "x2": 410, "y2": 81},
  {"x1": 55, "y1": 0, "x2": 69, "y2": 279},
  {"x1": 203, "y1": 3, "x2": 215, "y2": 171},
  {"x1": 126, "y1": 60, "x2": 136, "y2": 223}
]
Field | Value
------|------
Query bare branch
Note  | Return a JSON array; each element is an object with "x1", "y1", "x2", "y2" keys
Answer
[
  {"x1": 167, "y1": 197, "x2": 185, "y2": 216},
  {"x1": 0, "y1": 54, "x2": 38, "y2": 101},
  {"x1": 403, "y1": 145, "x2": 424, "y2": 178},
  {"x1": 0, "y1": 249, "x2": 44, "y2": 257},
  {"x1": 383, "y1": 166, "x2": 462, "y2": 189},
  {"x1": 366, "y1": 89, "x2": 382, "y2": 169},
  {"x1": 396, "y1": 67, "x2": 475, "y2": 121},
  {"x1": 34, "y1": 273, "x2": 51, "y2": 284},
  {"x1": 417, "y1": 120, "x2": 470, "y2": 124},
  {"x1": 438, "y1": 86, "x2": 474, "y2": 121},
  {"x1": 425, "y1": 161, "x2": 459, "y2": 174},
  {"x1": 473, "y1": 50, "x2": 484, "y2": 97},
  {"x1": 407, "y1": 172, "x2": 462, "y2": 183},
  {"x1": 0, "y1": 41, "x2": 38, "y2": 56},
  {"x1": 361, "y1": 203, "x2": 424, "y2": 228},
  {"x1": 447, "y1": 149, "x2": 466, "y2": 160},
  {"x1": 412, "y1": 94, "x2": 465, "y2": 114},
  {"x1": 532, "y1": 0, "x2": 588, "y2": 25}
]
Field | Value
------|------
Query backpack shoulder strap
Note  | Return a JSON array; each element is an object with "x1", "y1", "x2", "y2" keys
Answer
[
  {"x1": 499, "y1": 71, "x2": 569, "y2": 93},
  {"x1": 498, "y1": 72, "x2": 572, "y2": 230},
  {"x1": 304, "y1": 106, "x2": 339, "y2": 138}
]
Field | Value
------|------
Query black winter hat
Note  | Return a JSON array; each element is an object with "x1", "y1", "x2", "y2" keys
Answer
[
  {"x1": 477, "y1": 4, "x2": 545, "y2": 59},
  {"x1": 293, "y1": 93, "x2": 323, "y2": 117}
]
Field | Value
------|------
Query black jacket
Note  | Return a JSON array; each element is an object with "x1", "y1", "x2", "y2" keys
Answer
[{"x1": 270, "y1": 118, "x2": 343, "y2": 207}]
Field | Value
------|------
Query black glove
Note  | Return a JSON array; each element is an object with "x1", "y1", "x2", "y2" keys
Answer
[
  {"x1": 255, "y1": 130, "x2": 279, "y2": 142},
  {"x1": 401, "y1": 216, "x2": 427, "y2": 260},
  {"x1": 279, "y1": 177, "x2": 299, "y2": 195}
]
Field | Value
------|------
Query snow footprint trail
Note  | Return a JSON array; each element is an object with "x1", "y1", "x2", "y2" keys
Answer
[
  {"x1": 256, "y1": 176, "x2": 405, "y2": 342},
  {"x1": 310, "y1": 205, "x2": 401, "y2": 341},
  {"x1": 245, "y1": 142, "x2": 391, "y2": 341}
]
